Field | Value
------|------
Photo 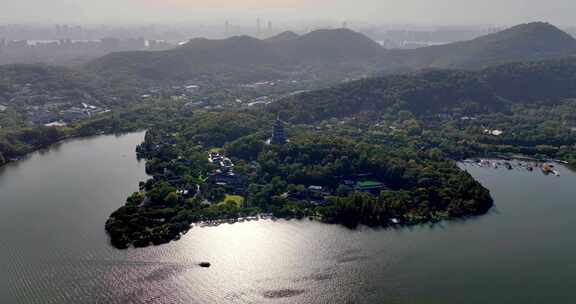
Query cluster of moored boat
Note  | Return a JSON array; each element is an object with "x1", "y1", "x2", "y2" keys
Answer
[
  {"x1": 194, "y1": 214, "x2": 274, "y2": 228},
  {"x1": 465, "y1": 159, "x2": 561, "y2": 176}
]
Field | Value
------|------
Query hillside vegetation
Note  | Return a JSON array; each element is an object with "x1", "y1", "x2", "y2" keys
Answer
[
  {"x1": 87, "y1": 28, "x2": 384, "y2": 83},
  {"x1": 87, "y1": 22, "x2": 576, "y2": 84},
  {"x1": 272, "y1": 57, "x2": 576, "y2": 123},
  {"x1": 387, "y1": 22, "x2": 576, "y2": 70}
]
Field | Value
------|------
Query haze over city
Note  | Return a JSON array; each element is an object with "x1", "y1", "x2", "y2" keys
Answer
[
  {"x1": 3, "y1": 0, "x2": 576, "y2": 25},
  {"x1": 3, "y1": 0, "x2": 576, "y2": 303}
]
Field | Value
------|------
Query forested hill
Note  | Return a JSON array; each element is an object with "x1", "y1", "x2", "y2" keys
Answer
[
  {"x1": 274, "y1": 28, "x2": 384, "y2": 62},
  {"x1": 0, "y1": 64, "x2": 92, "y2": 91},
  {"x1": 0, "y1": 65, "x2": 102, "y2": 106},
  {"x1": 271, "y1": 57, "x2": 576, "y2": 123},
  {"x1": 265, "y1": 31, "x2": 300, "y2": 43},
  {"x1": 0, "y1": 64, "x2": 143, "y2": 106},
  {"x1": 386, "y1": 22, "x2": 576, "y2": 70},
  {"x1": 86, "y1": 22, "x2": 576, "y2": 84},
  {"x1": 86, "y1": 28, "x2": 385, "y2": 82}
]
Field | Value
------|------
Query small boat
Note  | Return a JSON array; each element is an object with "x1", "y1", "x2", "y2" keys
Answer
[{"x1": 199, "y1": 262, "x2": 211, "y2": 268}]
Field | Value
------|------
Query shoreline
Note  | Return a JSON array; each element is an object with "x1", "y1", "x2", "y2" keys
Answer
[
  {"x1": 112, "y1": 206, "x2": 493, "y2": 250},
  {"x1": 0, "y1": 129, "x2": 145, "y2": 169},
  {"x1": 459, "y1": 157, "x2": 575, "y2": 173},
  {"x1": 108, "y1": 195, "x2": 493, "y2": 249}
]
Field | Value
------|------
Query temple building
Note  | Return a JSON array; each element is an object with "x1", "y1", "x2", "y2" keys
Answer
[{"x1": 269, "y1": 113, "x2": 287, "y2": 145}]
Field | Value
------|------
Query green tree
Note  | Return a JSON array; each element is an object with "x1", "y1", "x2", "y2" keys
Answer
[{"x1": 164, "y1": 192, "x2": 180, "y2": 206}]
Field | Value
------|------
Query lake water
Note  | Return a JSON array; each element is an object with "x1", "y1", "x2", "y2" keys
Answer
[{"x1": 1, "y1": 133, "x2": 575, "y2": 303}]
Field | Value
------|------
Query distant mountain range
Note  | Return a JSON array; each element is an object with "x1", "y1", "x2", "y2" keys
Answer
[
  {"x1": 4, "y1": 21, "x2": 576, "y2": 117},
  {"x1": 87, "y1": 28, "x2": 383, "y2": 82},
  {"x1": 87, "y1": 22, "x2": 576, "y2": 83},
  {"x1": 386, "y1": 22, "x2": 576, "y2": 70},
  {"x1": 265, "y1": 31, "x2": 300, "y2": 43},
  {"x1": 271, "y1": 57, "x2": 576, "y2": 123}
]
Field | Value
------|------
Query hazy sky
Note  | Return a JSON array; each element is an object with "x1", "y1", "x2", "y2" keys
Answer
[{"x1": 2, "y1": 0, "x2": 576, "y2": 26}]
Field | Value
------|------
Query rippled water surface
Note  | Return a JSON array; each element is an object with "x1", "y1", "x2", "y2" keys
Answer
[{"x1": 1, "y1": 133, "x2": 575, "y2": 303}]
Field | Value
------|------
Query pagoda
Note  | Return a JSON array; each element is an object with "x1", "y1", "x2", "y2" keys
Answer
[{"x1": 270, "y1": 113, "x2": 287, "y2": 145}]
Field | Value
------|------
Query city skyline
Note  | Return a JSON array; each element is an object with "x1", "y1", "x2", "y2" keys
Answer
[{"x1": 2, "y1": 0, "x2": 576, "y2": 26}]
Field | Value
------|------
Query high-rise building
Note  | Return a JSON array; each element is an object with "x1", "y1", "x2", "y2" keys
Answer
[{"x1": 225, "y1": 20, "x2": 230, "y2": 37}]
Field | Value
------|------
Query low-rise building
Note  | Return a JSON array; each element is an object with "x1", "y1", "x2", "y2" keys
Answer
[{"x1": 354, "y1": 181, "x2": 385, "y2": 194}]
